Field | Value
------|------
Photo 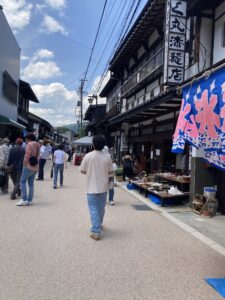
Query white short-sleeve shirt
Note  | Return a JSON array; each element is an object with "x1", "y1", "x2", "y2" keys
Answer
[
  {"x1": 80, "y1": 150, "x2": 113, "y2": 194},
  {"x1": 54, "y1": 150, "x2": 65, "y2": 164}
]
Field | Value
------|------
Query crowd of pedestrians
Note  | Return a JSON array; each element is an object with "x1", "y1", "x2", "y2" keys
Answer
[
  {"x1": 0, "y1": 134, "x2": 117, "y2": 241},
  {"x1": 0, "y1": 133, "x2": 68, "y2": 205}
]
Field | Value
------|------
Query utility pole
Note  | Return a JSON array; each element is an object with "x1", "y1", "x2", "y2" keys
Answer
[{"x1": 79, "y1": 79, "x2": 87, "y2": 138}]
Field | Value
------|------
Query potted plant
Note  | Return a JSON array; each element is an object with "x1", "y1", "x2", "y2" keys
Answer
[{"x1": 115, "y1": 167, "x2": 123, "y2": 182}]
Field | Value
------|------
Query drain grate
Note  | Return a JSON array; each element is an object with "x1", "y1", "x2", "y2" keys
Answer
[{"x1": 131, "y1": 204, "x2": 152, "y2": 211}]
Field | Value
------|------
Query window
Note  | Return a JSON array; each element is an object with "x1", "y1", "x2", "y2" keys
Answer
[{"x1": 2, "y1": 71, "x2": 18, "y2": 105}]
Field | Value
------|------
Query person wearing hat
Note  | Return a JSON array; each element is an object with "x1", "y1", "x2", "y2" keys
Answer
[
  {"x1": 0, "y1": 137, "x2": 10, "y2": 193},
  {"x1": 7, "y1": 138, "x2": 25, "y2": 200}
]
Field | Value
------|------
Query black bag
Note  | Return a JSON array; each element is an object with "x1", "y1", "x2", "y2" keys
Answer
[
  {"x1": 29, "y1": 156, "x2": 38, "y2": 166},
  {"x1": 29, "y1": 143, "x2": 39, "y2": 166},
  {"x1": 0, "y1": 170, "x2": 6, "y2": 187},
  {"x1": 50, "y1": 166, "x2": 53, "y2": 178}
]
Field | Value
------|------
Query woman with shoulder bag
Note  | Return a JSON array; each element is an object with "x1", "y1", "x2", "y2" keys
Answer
[{"x1": 16, "y1": 133, "x2": 40, "y2": 206}]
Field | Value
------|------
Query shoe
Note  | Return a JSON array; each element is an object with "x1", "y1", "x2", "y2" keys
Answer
[
  {"x1": 53, "y1": 186, "x2": 57, "y2": 189},
  {"x1": 90, "y1": 232, "x2": 101, "y2": 241},
  {"x1": 27, "y1": 202, "x2": 33, "y2": 206},
  {"x1": 109, "y1": 201, "x2": 114, "y2": 205},
  {"x1": 36, "y1": 178, "x2": 43, "y2": 181},
  {"x1": 10, "y1": 196, "x2": 17, "y2": 200},
  {"x1": 16, "y1": 200, "x2": 28, "y2": 206}
]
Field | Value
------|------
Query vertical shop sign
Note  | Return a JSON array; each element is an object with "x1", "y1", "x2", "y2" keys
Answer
[{"x1": 164, "y1": 0, "x2": 187, "y2": 84}]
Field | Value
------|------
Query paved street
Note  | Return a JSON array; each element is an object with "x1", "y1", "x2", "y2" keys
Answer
[{"x1": 0, "y1": 161, "x2": 224, "y2": 300}]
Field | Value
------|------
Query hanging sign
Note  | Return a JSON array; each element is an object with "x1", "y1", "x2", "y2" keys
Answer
[{"x1": 164, "y1": 0, "x2": 187, "y2": 84}]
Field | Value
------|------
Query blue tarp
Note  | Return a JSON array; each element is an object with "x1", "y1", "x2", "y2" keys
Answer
[{"x1": 205, "y1": 278, "x2": 225, "y2": 298}]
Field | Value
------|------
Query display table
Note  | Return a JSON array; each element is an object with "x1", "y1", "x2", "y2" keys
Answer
[
  {"x1": 147, "y1": 190, "x2": 189, "y2": 207},
  {"x1": 128, "y1": 180, "x2": 189, "y2": 206},
  {"x1": 156, "y1": 173, "x2": 190, "y2": 192}
]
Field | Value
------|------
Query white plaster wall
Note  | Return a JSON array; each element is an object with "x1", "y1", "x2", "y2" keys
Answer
[
  {"x1": 199, "y1": 17, "x2": 212, "y2": 70},
  {"x1": 213, "y1": 1, "x2": 225, "y2": 64},
  {"x1": 185, "y1": 17, "x2": 212, "y2": 80},
  {"x1": 0, "y1": 10, "x2": 20, "y2": 121}
]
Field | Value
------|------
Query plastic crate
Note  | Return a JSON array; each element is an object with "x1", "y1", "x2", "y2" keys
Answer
[
  {"x1": 127, "y1": 183, "x2": 139, "y2": 190},
  {"x1": 148, "y1": 193, "x2": 177, "y2": 205}
]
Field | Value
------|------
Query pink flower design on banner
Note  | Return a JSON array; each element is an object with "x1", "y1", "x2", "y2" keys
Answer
[
  {"x1": 184, "y1": 115, "x2": 198, "y2": 138},
  {"x1": 174, "y1": 99, "x2": 191, "y2": 139},
  {"x1": 194, "y1": 90, "x2": 220, "y2": 138},
  {"x1": 221, "y1": 92, "x2": 225, "y2": 132}
]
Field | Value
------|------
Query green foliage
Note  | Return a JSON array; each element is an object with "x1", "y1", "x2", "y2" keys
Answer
[{"x1": 115, "y1": 167, "x2": 123, "y2": 176}]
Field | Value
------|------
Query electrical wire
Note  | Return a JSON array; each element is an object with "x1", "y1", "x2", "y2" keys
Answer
[
  {"x1": 86, "y1": 0, "x2": 129, "y2": 89},
  {"x1": 93, "y1": 0, "x2": 145, "y2": 96},
  {"x1": 82, "y1": 0, "x2": 109, "y2": 85}
]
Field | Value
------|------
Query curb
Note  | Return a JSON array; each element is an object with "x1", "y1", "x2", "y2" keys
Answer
[{"x1": 118, "y1": 182, "x2": 225, "y2": 258}]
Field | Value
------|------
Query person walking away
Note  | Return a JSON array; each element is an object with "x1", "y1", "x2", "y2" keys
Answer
[
  {"x1": 80, "y1": 135, "x2": 113, "y2": 241},
  {"x1": 0, "y1": 138, "x2": 10, "y2": 193},
  {"x1": 7, "y1": 138, "x2": 25, "y2": 200},
  {"x1": 102, "y1": 145, "x2": 115, "y2": 205},
  {"x1": 17, "y1": 133, "x2": 39, "y2": 206},
  {"x1": 53, "y1": 144, "x2": 67, "y2": 189},
  {"x1": 36, "y1": 140, "x2": 49, "y2": 180},
  {"x1": 122, "y1": 151, "x2": 133, "y2": 180}
]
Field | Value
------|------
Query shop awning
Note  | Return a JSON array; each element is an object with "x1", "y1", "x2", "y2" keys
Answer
[
  {"x1": 72, "y1": 136, "x2": 93, "y2": 146},
  {"x1": 0, "y1": 115, "x2": 26, "y2": 130}
]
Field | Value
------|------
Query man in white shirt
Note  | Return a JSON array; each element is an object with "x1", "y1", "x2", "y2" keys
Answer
[
  {"x1": 36, "y1": 140, "x2": 49, "y2": 180},
  {"x1": 80, "y1": 135, "x2": 113, "y2": 241},
  {"x1": 53, "y1": 144, "x2": 67, "y2": 189}
]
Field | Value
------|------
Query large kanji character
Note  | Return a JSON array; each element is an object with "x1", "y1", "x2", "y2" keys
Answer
[
  {"x1": 221, "y1": 91, "x2": 225, "y2": 132},
  {"x1": 194, "y1": 90, "x2": 220, "y2": 139},
  {"x1": 174, "y1": 99, "x2": 191, "y2": 139},
  {"x1": 184, "y1": 115, "x2": 198, "y2": 138}
]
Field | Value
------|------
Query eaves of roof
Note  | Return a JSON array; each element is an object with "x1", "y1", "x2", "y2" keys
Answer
[{"x1": 109, "y1": 0, "x2": 165, "y2": 71}]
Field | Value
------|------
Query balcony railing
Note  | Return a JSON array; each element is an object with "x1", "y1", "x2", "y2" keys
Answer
[{"x1": 121, "y1": 48, "x2": 164, "y2": 97}]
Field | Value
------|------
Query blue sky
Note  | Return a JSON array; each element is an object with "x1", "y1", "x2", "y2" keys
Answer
[{"x1": 1, "y1": 0, "x2": 147, "y2": 126}]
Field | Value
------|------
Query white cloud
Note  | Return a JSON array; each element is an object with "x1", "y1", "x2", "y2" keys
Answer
[
  {"x1": 35, "y1": 4, "x2": 47, "y2": 12},
  {"x1": 1, "y1": 0, "x2": 32, "y2": 31},
  {"x1": 33, "y1": 49, "x2": 54, "y2": 61},
  {"x1": 21, "y1": 55, "x2": 29, "y2": 61},
  {"x1": 23, "y1": 61, "x2": 62, "y2": 80},
  {"x1": 30, "y1": 83, "x2": 78, "y2": 126},
  {"x1": 41, "y1": 15, "x2": 68, "y2": 35},
  {"x1": 44, "y1": 0, "x2": 66, "y2": 10},
  {"x1": 22, "y1": 48, "x2": 61, "y2": 81}
]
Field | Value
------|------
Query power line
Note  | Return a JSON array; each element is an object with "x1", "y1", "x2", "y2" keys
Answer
[
  {"x1": 116, "y1": 0, "x2": 143, "y2": 51},
  {"x1": 82, "y1": 0, "x2": 109, "y2": 85},
  {"x1": 86, "y1": 0, "x2": 129, "y2": 89},
  {"x1": 93, "y1": 0, "x2": 145, "y2": 96},
  {"x1": 87, "y1": 0, "x2": 136, "y2": 93}
]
